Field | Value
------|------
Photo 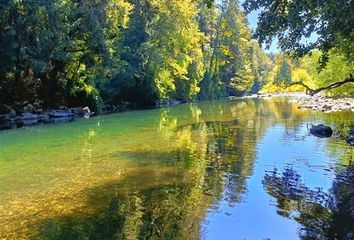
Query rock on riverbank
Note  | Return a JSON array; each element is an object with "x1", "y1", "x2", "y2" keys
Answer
[
  {"x1": 0, "y1": 106, "x2": 93, "y2": 130},
  {"x1": 289, "y1": 93, "x2": 354, "y2": 112},
  {"x1": 227, "y1": 92, "x2": 354, "y2": 113}
]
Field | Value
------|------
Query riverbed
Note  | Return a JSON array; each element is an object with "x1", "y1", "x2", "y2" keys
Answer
[{"x1": 0, "y1": 97, "x2": 353, "y2": 239}]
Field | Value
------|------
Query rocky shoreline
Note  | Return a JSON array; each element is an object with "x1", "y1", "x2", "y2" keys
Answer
[
  {"x1": 228, "y1": 92, "x2": 354, "y2": 112},
  {"x1": 0, "y1": 100, "x2": 137, "y2": 130},
  {"x1": 0, "y1": 106, "x2": 94, "y2": 130},
  {"x1": 1, "y1": 93, "x2": 353, "y2": 131},
  {"x1": 288, "y1": 93, "x2": 354, "y2": 113}
]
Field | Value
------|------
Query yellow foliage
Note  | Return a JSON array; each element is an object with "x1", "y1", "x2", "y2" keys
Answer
[{"x1": 261, "y1": 82, "x2": 306, "y2": 93}]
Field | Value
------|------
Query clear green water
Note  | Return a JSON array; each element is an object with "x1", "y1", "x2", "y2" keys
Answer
[{"x1": 0, "y1": 98, "x2": 353, "y2": 240}]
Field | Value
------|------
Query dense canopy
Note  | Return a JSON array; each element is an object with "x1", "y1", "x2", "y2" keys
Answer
[{"x1": 0, "y1": 0, "x2": 353, "y2": 113}]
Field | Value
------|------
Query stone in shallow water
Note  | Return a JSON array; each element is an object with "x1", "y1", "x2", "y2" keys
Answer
[{"x1": 310, "y1": 124, "x2": 333, "y2": 138}]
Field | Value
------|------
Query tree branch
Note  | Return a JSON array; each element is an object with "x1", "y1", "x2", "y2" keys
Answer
[{"x1": 290, "y1": 75, "x2": 354, "y2": 96}]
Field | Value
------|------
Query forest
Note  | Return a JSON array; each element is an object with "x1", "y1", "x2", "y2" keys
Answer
[{"x1": 0, "y1": 0, "x2": 353, "y2": 113}]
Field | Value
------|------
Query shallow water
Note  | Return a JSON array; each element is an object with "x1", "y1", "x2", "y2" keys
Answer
[{"x1": 0, "y1": 98, "x2": 353, "y2": 240}]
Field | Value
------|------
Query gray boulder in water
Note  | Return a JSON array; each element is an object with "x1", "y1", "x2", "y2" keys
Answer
[{"x1": 310, "y1": 124, "x2": 333, "y2": 138}]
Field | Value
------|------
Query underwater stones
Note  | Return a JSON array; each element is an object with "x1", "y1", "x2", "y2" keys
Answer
[{"x1": 19, "y1": 112, "x2": 38, "y2": 121}]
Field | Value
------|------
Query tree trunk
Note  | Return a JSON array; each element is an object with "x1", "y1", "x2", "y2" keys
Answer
[{"x1": 290, "y1": 75, "x2": 354, "y2": 96}]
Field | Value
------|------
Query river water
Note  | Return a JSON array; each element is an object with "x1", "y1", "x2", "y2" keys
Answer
[{"x1": 0, "y1": 97, "x2": 353, "y2": 239}]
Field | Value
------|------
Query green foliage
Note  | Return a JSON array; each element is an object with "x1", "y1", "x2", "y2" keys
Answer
[
  {"x1": 262, "y1": 49, "x2": 354, "y2": 97},
  {"x1": 3, "y1": 0, "x2": 351, "y2": 111},
  {"x1": 248, "y1": 41, "x2": 272, "y2": 93},
  {"x1": 243, "y1": 0, "x2": 354, "y2": 96},
  {"x1": 0, "y1": 0, "x2": 132, "y2": 110},
  {"x1": 0, "y1": 0, "x2": 273, "y2": 110},
  {"x1": 198, "y1": 0, "x2": 269, "y2": 99},
  {"x1": 274, "y1": 58, "x2": 292, "y2": 86},
  {"x1": 243, "y1": 0, "x2": 354, "y2": 61},
  {"x1": 262, "y1": 54, "x2": 294, "y2": 92},
  {"x1": 296, "y1": 49, "x2": 354, "y2": 96},
  {"x1": 145, "y1": 0, "x2": 205, "y2": 101}
]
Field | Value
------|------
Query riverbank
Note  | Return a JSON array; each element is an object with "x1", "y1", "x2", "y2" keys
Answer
[
  {"x1": 1, "y1": 93, "x2": 353, "y2": 131},
  {"x1": 230, "y1": 92, "x2": 354, "y2": 113},
  {"x1": 288, "y1": 93, "x2": 354, "y2": 113},
  {"x1": 0, "y1": 106, "x2": 94, "y2": 131}
]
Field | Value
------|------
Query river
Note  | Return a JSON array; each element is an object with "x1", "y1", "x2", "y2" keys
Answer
[{"x1": 0, "y1": 97, "x2": 353, "y2": 239}]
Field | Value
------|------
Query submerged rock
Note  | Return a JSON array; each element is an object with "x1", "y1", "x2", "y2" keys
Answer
[
  {"x1": 70, "y1": 106, "x2": 93, "y2": 117},
  {"x1": 310, "y1": 124, "x2": 333, "y2": 138},
  {"x1": 0, "y1": 106, "x2": 93, "y2": 131},
  {"x1": 45, "y1": 117, "x2": 74, "y2": 123},
  {"x1": 15, "y1": 113, "x2": 39, "y2": 126}
]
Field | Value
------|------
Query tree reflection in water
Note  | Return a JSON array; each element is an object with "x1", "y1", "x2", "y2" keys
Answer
[{"x1": 263, "y1": 167, "x2": 354, "y2": 239}]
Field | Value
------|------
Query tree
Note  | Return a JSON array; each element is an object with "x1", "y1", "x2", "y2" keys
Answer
[
  {"x1": 289, "y1": 49, "x2": 354, "y2": 96},
  {"x1": 198, "y1": 0, "x2": 260, "y2": 99},
  {"x1": 274, "y1": 57, "x2": 293, "y2": 86},
  {"x1": 100, "y1": 0, "x2": 155, "y2": 107},
  {"x1": 243, "y1": 0, "x2": 354, "y2": 60},
  {"x1": 0, "y1": 0, "x2": 132, "y2": 111},
  {"x1": 0, "y1": 0, "x2": 274, "y2": 113},
  {"x1": 248, "y1": 41, "x2": 272, "y2": 93},
  {"x1": 218, "y1": 0, "x2": 253, "y2": 96},
  {"x1": 144, "y1": 0, "x2": 205, "y2": 102},
  {"x1": 242, "y1": 0, "x2": 354, "y2": 95}
]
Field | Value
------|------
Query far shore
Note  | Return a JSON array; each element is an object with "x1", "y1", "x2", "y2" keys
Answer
[{"x1": 1, "y1": 92, "x2": 353, "y2": 131}]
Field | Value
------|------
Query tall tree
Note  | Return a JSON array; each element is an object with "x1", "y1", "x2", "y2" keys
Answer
[
  {"x1": 198, "y1": 0, "x2": 259, "y2": 99},
  {"x1": 144, "y1": 0, "x2": 205, "y2": 102},
  {"x1": 248, "y1": 41, "x2": 272, "y2": 93}
]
